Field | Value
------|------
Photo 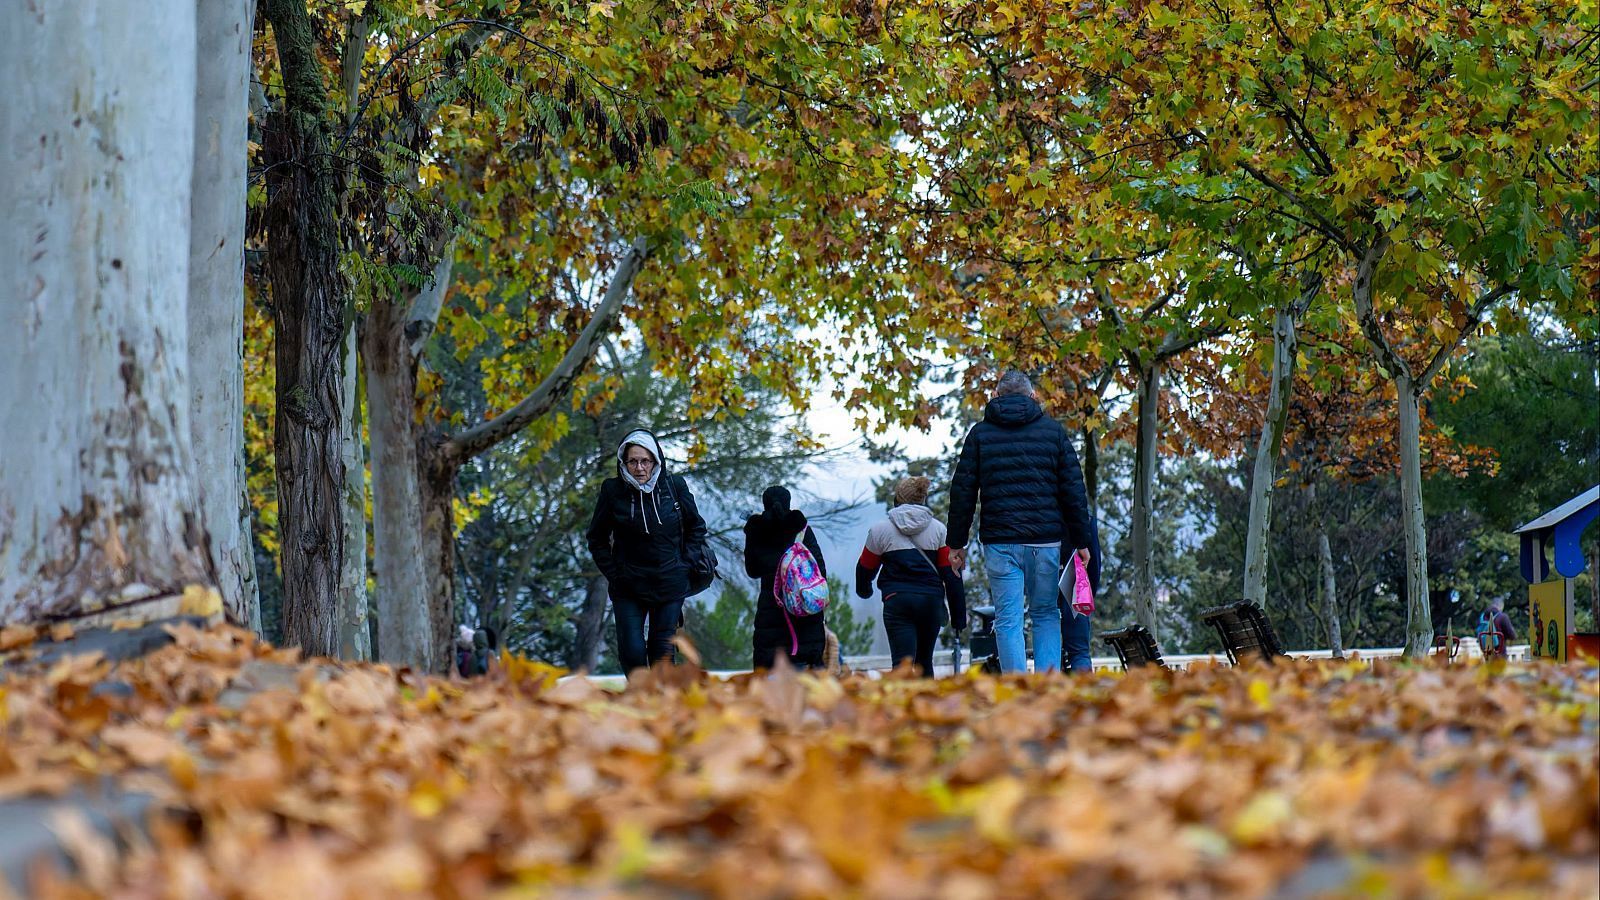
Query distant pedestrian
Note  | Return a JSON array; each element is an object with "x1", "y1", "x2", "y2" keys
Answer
[
  {"x1": 857, "y1": 476, "x2": 967, "y2": 676},
  {"x1": 456, "y1": 624, "x2": 476, "y2": 677},
  {"x1": 1476, "y1": 596, "x2": 1517, "y2": 659},
  {"x1": 947, "y1": 371, "x2": 1094, "y2": 675},
  {"x1": 586, "y1": 430, "x2": 708, "y2": 674},
  {"x1": 744, "y1": 485, "x2": 829, "y2": 671}
]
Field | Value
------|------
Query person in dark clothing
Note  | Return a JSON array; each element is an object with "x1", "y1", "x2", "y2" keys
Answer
[
  {"x1": 948, "y1": 371, "x2": 1093, "y2": 674},
  {"x1": 1059, "y1": 515, "x2": 1102, "y2": 673},
  {"x1": 857, "y1": 476, "x2": 967, "y2": 676},
  {"x1": 744, "y1": 485, "x2": 829, "y2": 670},
  {"x1": 585, "y1": 429, "x2": 707, "y2": 674}
]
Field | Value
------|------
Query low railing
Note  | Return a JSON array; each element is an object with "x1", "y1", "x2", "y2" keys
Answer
[
  {"x1": 848, "y1": 641, "x2": 1530, "y2": 677},
  {"x1": 565, "y1": 643, "x2": 1532, "y2": 685}
]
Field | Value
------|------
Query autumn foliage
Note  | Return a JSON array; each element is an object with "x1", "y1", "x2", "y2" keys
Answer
[{"x1": 2, "y1": 624, "x2": 1596, "y2": 897}]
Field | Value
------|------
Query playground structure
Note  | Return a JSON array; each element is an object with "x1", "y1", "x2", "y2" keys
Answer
[{"x1": 1514, "y1": 486, "x2": 1599, "y2": 663}]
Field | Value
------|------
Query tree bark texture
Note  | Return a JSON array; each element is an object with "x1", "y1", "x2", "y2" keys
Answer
[
  {"x1": 1319, "y1": 527, "x2": 1343, "y2": 658},
  {"x1": 1130, "y1": 360, "x2": 1161, "y2": 638},
  {"x1": 364, "y1": 295, "x2": 434, "y2": 670},
  {"x1": 1080, "y1": 425, "x2": 1100, "y2": 515},
  {"x1": 261, "y1": 0, "x2": 348, "y2": 657},
  {"x1": 420, "y1": 452, "x2": 456, "y2": 674},
  {"x1": 190, "y1": 0, "x2": 260, "y2": 630},
  {"x1": 1242, "y1": 305, "x2": 1299, "y2": 607},
  {"x1": 338, "y1": 326, "x2": 371, "y2": 660},
  {"x1": 0, "y1": 0, "x2": 214, "y2": 621},
  {"x1": 1395, "y1": 382, "x2": 1434, "y2": 657}
]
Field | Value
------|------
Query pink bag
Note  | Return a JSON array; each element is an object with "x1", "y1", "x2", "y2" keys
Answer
[
  {"x1": 1058, "y1": 553, "x2": 1094, "y2": 615},
  {"x1": 1073, "y1": 555, "x2": 1095, "y2": 615}
]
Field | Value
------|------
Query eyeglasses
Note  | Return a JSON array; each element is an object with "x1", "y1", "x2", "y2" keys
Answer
[{"x1": 625, "y1": 458, "x2": 654, "y2": 469}]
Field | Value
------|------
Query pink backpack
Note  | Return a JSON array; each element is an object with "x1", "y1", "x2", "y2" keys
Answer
[{"x1": 774, "y1": 527, "x2": 829, "y2": 654}]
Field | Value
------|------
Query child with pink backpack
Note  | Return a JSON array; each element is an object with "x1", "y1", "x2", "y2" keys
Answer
[{"x1": 743, "y1": 486, "x2": 831, "y2": 670}]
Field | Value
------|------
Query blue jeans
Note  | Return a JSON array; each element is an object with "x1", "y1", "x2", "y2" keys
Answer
[
  {"x1": 1062, "y1": 609, "x2": 1093, "y2": 673},
  {"x1": 985, "y1": 544, "x2": 1062, "y2": 674}
]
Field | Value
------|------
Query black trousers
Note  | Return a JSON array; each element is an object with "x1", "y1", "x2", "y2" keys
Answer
[
  {"x1": 882, "y1": 591, "x2": 944, "y2": 676},
  {"x1": 612, "y1": 595, "x2": 684, "y2": 674}
]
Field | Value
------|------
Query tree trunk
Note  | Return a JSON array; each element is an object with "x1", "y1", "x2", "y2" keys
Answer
[
  {"x1": 1242, "y1": 306, "x2": 1299, "y2": 607},
  {"x1": 570, "y1": 574, "x2": 610, "y2": 672},
  {"x1": 262, "y1": 0, "x2": 348, "y2": 657},
  {"x1": 1130, "y1": 359, "x2": 1161, "y2": 638},
  {"x1": 1395, "y1": 382, "x2": 1434, "y2": 657},
  {"x1": 190, "y1": 0, "x2": 260, "y2": 630},
  {"x1": 338, "y1": 326, "x2": 371, "y2": 660},
  {"x1": 420, "y1": 450, "x2": 457, "y2": 674},
  {"x1": 1080, "y1": 425, "x2": 1100, "y2": 514},
  {"x1": 0, "y1": 0, "x2": 214, "y2": 621},
  {"x1": 364, "y1": 295, "x2": 433, "y2": 669},
  {"x1": 1319, "y1": 527, "x2": 1343, "y2": 657}
]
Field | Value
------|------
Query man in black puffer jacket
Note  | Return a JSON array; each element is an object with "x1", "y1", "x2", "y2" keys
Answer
[{"x1": 948, "y1": 371, "x2": 1093, "y2": 674}]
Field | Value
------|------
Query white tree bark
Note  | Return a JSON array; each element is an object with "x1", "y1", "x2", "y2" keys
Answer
[
  {"x1": 0, "y1": 0, "x2": 213, "y2": 621},
  {"x1": 190, "y1": 0, "x2": 259, "y2": 630},
  {"x1": 1130, "y1": 360, "x2": 1161, "y2": 638},
  {"x1": 338, "y1": 327, "x2": 371, "y2": 659},
  {"x1": 1242, "y1": 306, "x2": 1298, "y2": 607},
  {"x1": 1395, "y1": 381, "x2": 1433, "y2": 657}
]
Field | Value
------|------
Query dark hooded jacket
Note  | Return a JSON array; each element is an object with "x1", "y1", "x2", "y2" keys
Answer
[
  {"x1": 586, "y1": 430, "x2": 707, "y2": 604},
  {"x1": 947, "y1": 393, "x2": 1093, "y2": 551},
  {"x1": 744, "y1": 486, "x2": 827, "y2": 667}
]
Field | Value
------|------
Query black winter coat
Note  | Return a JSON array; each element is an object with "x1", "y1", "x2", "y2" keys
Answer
[
  {"x1": 744, "y1": 510, "x2": 827, "y2": 667},
  {"x1": 586, "y1": 474, "x2": 707, "y2": 603},
  {"x1": 947, "y1": 394, "x2": 1093, "y2": 551}
]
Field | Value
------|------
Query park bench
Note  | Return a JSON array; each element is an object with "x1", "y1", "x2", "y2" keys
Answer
[
  {"x1": 1198, "y1": 600, "x2": 1289, "y2": 665},
  {"x1": 1100, "y1": 624, "x2": 1166, "y2": 671}
]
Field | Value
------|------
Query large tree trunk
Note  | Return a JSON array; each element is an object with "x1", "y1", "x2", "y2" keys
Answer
[
  {"x1": 0, "y1": 0, "x2": 214, "y2": 621},
  {"x1": 262, "y1": 0, "x2": 348, "y2": 657},
  {"x1": 1395, "y1": 382, "x2": 1434, "y2": 656},
  {"x1": 420, "y1": 451, "x2": 457, "y2": 673},
  {"x1": 190, "y1": 0, "x2": 260, "y2": 630},
  {"x1": 364, "y1": 295, "x2": 434, "y2": 670},
  {"x1": 338, "y1": 326, "x2": 371, "y2": 659},
  {"x1": 1319, "y1": 526, "x2": 1343, "y2": 658},
  {"x1": 1242, "y1": 305, "x2": 1299, "y2": 607},
  {"x1": 1130, "y1": 360, "x2": 1161, "y2": 638},
  {"x1": 570, "y1": 574, "x2": 610, "y2": 672}
]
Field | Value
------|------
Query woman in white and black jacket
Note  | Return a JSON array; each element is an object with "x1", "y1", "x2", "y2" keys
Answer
[
  {"x1": 585, "y1": 429, "x2": 707, "y2": 674},
  {"x1": 855, "y1": 476, "x2": 967, "y2": 676}
]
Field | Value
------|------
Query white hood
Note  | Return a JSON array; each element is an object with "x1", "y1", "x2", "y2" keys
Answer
[
  {"x1": 617, "y1": 429, "x2": 665, "y2": 494},
  {"x1": 888, "y1": 504, "x2": 936, "y2": 536}
]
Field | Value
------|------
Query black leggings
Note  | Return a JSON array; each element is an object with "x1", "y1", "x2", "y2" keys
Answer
[
  {"x1": 882, "y1": 591, "x2": 944, "y2": 676},
  {"x1": 612, "y1": 595, "x2": 684, "y2": 674}
]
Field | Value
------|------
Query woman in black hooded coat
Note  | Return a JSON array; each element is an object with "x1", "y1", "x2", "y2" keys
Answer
[{"x1": 744, "y1": 486, "x2": 828, "y2": 670}]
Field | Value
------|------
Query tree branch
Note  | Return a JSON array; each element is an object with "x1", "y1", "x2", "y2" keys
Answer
[
  {"x1": 1350, "y1": 232, "x2": 1411, "y2": 382},
  {"x1": 1416, "y1": 283, "x2": 1515, "y2": 388},
  {"x1": 443, "y1": 238, "x2": 649, "y2": 464},
  {"x1": 1236, "y1": 158, "x2": 1352, "y2": 252},
  {"x1": 406, "y1": 237, "x2": 456, "y2": 356}
]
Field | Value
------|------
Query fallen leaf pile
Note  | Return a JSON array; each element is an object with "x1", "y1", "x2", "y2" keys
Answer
[{"x1": 1, "y1": 623, "x2": 1596, "y2": 898}]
